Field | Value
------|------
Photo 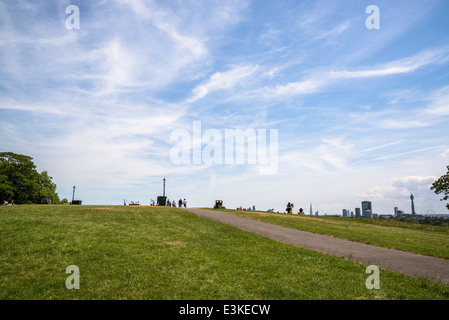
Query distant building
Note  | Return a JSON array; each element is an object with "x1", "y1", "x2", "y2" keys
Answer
[
  {"x1": 361, "y1": 201, "x2": 372, "y2": 218},
  {"x1": 394, "y1": 207, "x2": 398, "y2": 216},
  {"x1": 315, "y1": 211, "x2": 319, "y2": 216},
  {"x1": 366, "y1": 209, "x2": 373, "y2": 219},
  {"x1": 342, "y1": 209, "x2": 349, "y2": 217},
  {"x1": 310, "y1": 203, "x2": 313, "y2": 215},
  {"x1": 396, "y1": 210, "x2": 403, "y2": 218},
  {"x1": 410, "y1": 194, "x2": 416, "y2": 216},
  {"x1": 355, "y1": 208, "x2": 361, "y2": 218}
]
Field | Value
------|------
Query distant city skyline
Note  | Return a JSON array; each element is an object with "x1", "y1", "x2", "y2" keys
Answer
[{"x1": 330, "y1": 193, "x2": 434, "y2": 219}]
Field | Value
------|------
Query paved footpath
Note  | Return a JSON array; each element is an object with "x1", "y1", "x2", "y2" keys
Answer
[{"x1": 184, "y1": 207, "x2": 449, "y2": 285}]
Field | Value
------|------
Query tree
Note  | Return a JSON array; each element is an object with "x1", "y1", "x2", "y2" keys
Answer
[
  {"x1": 36, "y1": 170, "x2": 60, "y2": 204},
  {"x1": 0, "y1": 174, "x2": 15, "y2": 199},
  {"x1": 0, "y1": 152, "x2": 60, "y2": 204},
  {"x1": 430, "y1": 165, "x2": 449, "y2": 211}
]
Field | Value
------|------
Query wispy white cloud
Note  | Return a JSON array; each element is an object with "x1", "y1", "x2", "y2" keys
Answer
[
  {"x1": 0, "y1": 100, "x2": 69, "y2": 115},
  {"x1": 230, "y1": 47, "x2": 449, "y2": 103},
  {"x1": 121, "y1": 0, "x2": 152, "y2": 18},
  {"x1": 282, "y1": 136, "x2": 355, "y2": 173},
  {"x1": 362, "y1": 140, "x2": 404, "y2": 153},
  {"x1": 328, "y1": 48, "x2": 449, "y2": 79},
  {"x1": 261, "y1": 79, "x2": 323, "y2": 98},
  {"x1": 425, "y1": 85, "x2": 449, "y2": 116},
  {"x1": 375, "y1": 146, "x2": 443, "y2": 161},
  {"x1": 441, "y1": 149, "x2": 449, "y2": 158},
  {"x1": 314, "y1": 21, "x2": 350, "y2": 40},
  {"x1": 391, "y1": 176, "x2": 438, "y2": 189},
  {"x1": 78, "y1": 38, "x2": 145, "y2": 96},
  {"x1": 378, "y1": 119, "x2": 431, "y2": 129},
  {"x1": 187, "y1": 65, "x2": 259, "y2": 102}
]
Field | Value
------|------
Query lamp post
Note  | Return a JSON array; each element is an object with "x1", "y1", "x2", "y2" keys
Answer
[{"x1": 163, "y1": 178, "x2": 166, "y2": 197}]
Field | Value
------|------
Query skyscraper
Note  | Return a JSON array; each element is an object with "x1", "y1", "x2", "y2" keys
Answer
[
  {"x1": 410, "y1": 194, "x2": 416, "y2": 216},
  {"x1": 361, "y1": 201, "x2": 372, "y2": 218},
  {"x1": 355, "y1": 208, "x2": 361, "y2": 218},
  {"x1": 310, "y1": 203, "x2": 313, "y2": 215}
]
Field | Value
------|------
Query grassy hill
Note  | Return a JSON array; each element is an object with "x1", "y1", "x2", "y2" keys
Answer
[{"x1": 0, "y1": 205, "x2": 448, "y2": 300}]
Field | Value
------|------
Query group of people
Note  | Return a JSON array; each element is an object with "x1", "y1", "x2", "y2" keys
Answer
[
  {"x1": 44, "y1": 198, "x2": 52, "y2": 204},
  {"x1": 237, "y1": 205, "x2": 256, "y2": 211},
  {"x1": 148, "y1": 198, "x2": 187, "y2": 207},
  {"x1": 286, "y1": 202, "x2": 305, "y2": 214},
  {"x1": 286, "y1": 202, "x2": 294, "y2": 214},
  {"x1": 2, "y1": 197, "x2": 14, "y2": 206},
  {"x1": 123, "y1": 200, "x2": 141, "y2": 206},
  {"x1": 166, "y1": 198, "x2": 187, "y2": 208}
]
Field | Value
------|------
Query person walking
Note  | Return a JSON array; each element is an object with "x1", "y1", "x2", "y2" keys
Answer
[{"x1": 286, "y1": 202, "x2": 291, "y2": 214}]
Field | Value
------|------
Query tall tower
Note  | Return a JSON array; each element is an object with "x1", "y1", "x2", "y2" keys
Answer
[
  {"x1": 310, "y1": 203, "x2": 313, "y2": 215},
  {"x1": 361, "y1": 201, "x2": 372, "y2": 218},
  {"x1": 410, "y1": 193, "x2": 416, "y2": 216}
]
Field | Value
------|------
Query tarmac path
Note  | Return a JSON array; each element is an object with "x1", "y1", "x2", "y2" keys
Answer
[{"x1": 183, "y1": 207, "x2": 449, "y2": 285}]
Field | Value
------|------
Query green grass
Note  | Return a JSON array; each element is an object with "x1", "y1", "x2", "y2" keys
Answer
[
  {"x1": 0, "y1": 205, "x2": 448, "y2": 300},
  {"x1": 210, "y1": 208, "x2": 449, "y2": 260}
]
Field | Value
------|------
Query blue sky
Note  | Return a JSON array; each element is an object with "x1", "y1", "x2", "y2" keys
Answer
[{"x1": 1, "y1": 0, "x2": 449, "y2": 214}]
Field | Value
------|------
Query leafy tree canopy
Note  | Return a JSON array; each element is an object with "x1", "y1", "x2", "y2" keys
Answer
[
  {"x1": 0, "y1": 152, "x2": 60, "y2": 204},
  {"x1": 430, "y1": 165, "x2": 449, "y2": 211}
]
